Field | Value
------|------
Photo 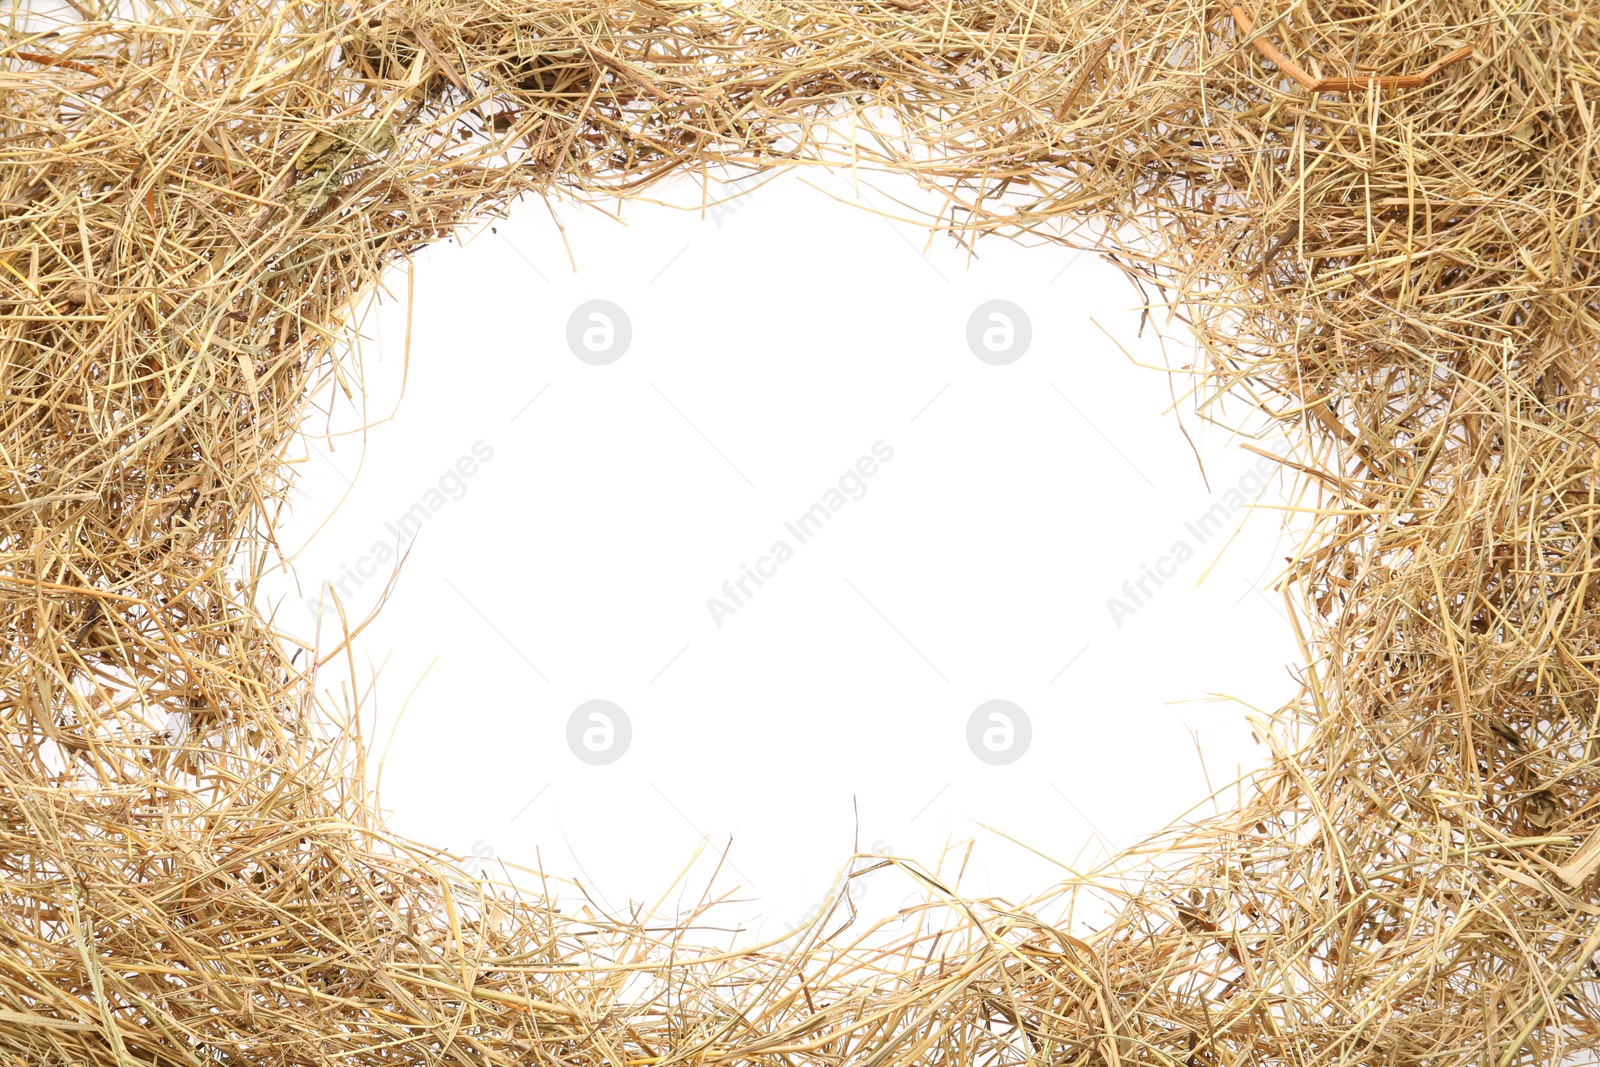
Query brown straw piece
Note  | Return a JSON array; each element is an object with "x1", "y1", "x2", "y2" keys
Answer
[{"x1": 1231, "y1": 5, "x2": 1475, "y2": 92}]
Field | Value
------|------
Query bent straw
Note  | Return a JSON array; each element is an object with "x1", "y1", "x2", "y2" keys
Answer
[{"x1": 1231, "y1": 5, "x2": 1475, "y2": 92}]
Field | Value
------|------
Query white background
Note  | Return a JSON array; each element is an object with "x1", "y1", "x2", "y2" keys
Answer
[{"x1": 263, "y1": 165, "x2": 1304, "y2": 943}]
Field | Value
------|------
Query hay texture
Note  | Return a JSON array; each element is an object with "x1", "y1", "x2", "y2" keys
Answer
[{"x1": 0, "y1": 0, "x2": 1596, "y2": 1064}]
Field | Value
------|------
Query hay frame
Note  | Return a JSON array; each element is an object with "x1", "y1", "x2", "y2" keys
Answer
[{"x1": 0, "y1": 0, "x2": 1596, "y2": 1064}]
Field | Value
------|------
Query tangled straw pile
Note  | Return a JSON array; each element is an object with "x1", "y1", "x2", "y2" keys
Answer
[{"x1": 0, "y1": 0, "x2": 1596, "y2": 1062}]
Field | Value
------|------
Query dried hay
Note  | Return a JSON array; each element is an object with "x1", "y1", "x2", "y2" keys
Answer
[{"x1": 0, "y1": 0, "x2": 1596, "y2": 1064}]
